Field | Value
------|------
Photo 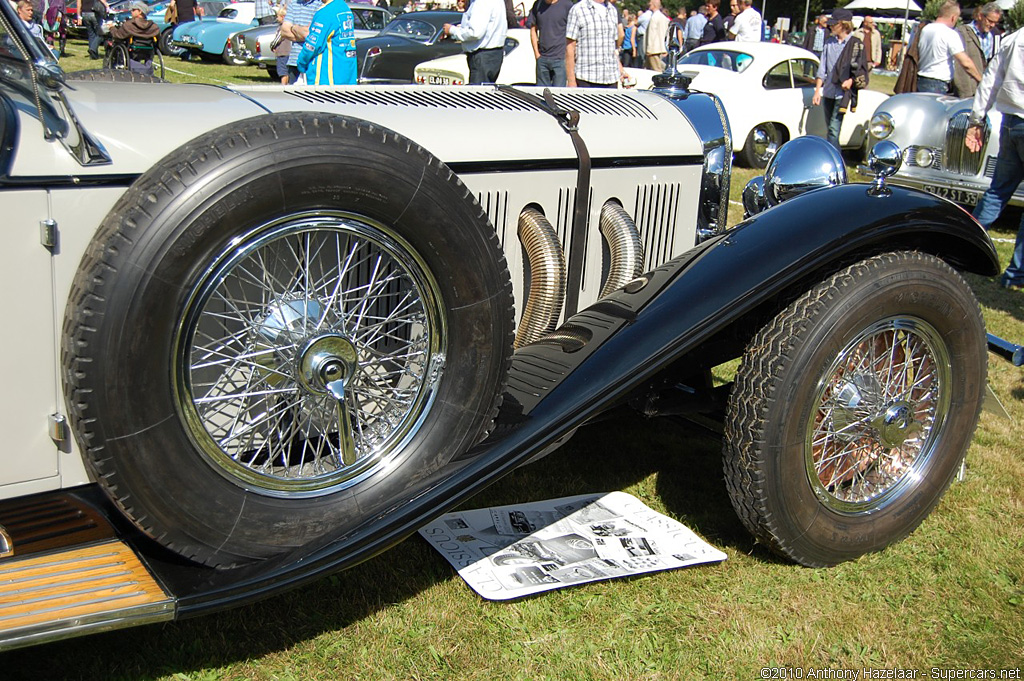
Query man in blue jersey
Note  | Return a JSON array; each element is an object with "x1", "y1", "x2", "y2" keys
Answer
[{"x1": 296, "y1": 0, "x2": 357, "y2": 85}]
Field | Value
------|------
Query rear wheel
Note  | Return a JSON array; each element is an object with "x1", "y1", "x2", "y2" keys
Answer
[
  {"x1": 158, "y1": 28, "x2": 183, "y2": 56},
  {"x1": 723, "y1": 251, "x2": 986, "y2": 567},
  {"x1": 267, "y1": 64, "x2": 279, "y2": 81},
  {"x1": 64, "y1": 113, "x2": 514, "y2": 567},
  {"x1": 739, "y1": 122, "x2": 783, "y2": 168}
]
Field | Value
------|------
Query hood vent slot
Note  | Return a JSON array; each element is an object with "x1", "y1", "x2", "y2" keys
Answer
[
  {"x1": 633, "y1": 183, "x2": 681, "y2": 271},
  {"x1": 285, "y1": 88, "x2": 657, "y2": 119}
]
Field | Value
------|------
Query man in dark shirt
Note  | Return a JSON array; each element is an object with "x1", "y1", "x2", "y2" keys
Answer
[
  {"x1": 700, "y1": 0, "x2": 724, "y2": 45},
  {"x1": 527, "y1": 0, "x2": 572, "y2": 86},
  {"x1": 173, "y1": 0, "x2": 199, "y2": 25}
]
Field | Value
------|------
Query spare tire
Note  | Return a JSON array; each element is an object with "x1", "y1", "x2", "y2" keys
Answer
[{"x1": 63, "y1": 113, "x2": 514, "y2": 568}]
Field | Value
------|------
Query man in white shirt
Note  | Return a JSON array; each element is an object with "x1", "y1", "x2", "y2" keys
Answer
[
  {"x1": 443, "y1": 0, "x2": 508, "y2": 84},
  {"x1": 644, "y1": 0, "x2": 669, "y2": 71},
  {"x1": 966, "y1": 30, "x2": 1024, "y2": 289},
  {"x1": 566, "y1": 0, "x2": 620, "y2": 87},
  {"x1": 635, "y1": 5, "x2": 651, "y2": 66},
  {"x1": 916, "y1": 0, "x2": 981, "y2": 94},
  {"x1": 728, "y1": 0, "x2": 761, "y2": 42}
]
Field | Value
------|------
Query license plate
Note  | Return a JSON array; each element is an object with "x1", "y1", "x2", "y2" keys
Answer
[
  {"x1": 427, "y1": 75, "x2": 452, "y2": 85},
  {"x1": 922, "y1": 184, "x2": 979, "y2": 206}
]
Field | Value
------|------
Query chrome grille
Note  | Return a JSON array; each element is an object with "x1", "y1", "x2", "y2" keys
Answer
[
  {"x1": 985, "y1": 155, "x2": 998, "y2": 179},
  {"x1": 943, "y1": 111, "x2": 988, "y2": 175}
]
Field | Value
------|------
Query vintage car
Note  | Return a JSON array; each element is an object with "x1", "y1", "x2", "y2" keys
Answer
[
  {"x1": 172, "y1": 1, "x2": 257, "y2": 64},
  {"x1": 230, "y1": 4, "x2": 393, "y2": 81},
  {"x1": 861, "y1": 92, "x2": 1020, "y2": 208},
  {"x1": 155, "y1": 0, "x2": 232, "y2": 55},
  {"x1": 413, "y1": 27, "x2": 659, "y2": 89},
  {"x1": 356, "y1": 10, "x2": 463, "y2": 83},
  {"x1": 676, "y1": 42, "x2": 887, "y2": 167},
  {"x1": 0, "y1": 0, "x2": 1002, "y2": 651}
]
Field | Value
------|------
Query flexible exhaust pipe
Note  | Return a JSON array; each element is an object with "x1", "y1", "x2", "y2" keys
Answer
[
  {"x1": 515, "y1": 208, "x2": 566, "y2": 348},
  {"x1": 599, "y1": 202, "x2": 645, "y2": 298}
]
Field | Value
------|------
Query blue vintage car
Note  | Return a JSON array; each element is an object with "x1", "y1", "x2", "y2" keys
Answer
[{"x1": 172, "y1": 1, "x2": 257, "y2": 64}]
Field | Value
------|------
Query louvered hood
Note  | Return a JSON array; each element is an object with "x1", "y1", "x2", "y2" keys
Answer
[{"x1": 237, "y1": 84, "x2": 705, "y2": 165}]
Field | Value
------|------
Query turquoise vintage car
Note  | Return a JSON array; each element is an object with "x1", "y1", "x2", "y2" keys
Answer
[{"x1": 172, "y1": 1, "x2": 256, "y2": 64}]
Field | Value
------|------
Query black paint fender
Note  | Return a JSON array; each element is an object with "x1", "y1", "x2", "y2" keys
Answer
[{"x1": 139, "y1": 182, "x2": 997, "y2": 615}]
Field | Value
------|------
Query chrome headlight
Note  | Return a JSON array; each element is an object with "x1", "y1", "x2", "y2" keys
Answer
[
  {"x1": 763, "y1": 136, "x2": 847, "y2": 206},
  {"x1": 870, "y1": 112, "x2": 895, "y2": 140}
]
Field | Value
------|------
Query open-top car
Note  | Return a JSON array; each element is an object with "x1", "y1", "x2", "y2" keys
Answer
[
  {"x1": 0, "y1": 0, "x2": 1004, "y2": 652},
  {"x1": 355, "y1": 10, "x2": 463, "y2": 83},
  {"x1": 860, "y1": 92, "x2": 1021, "y2": 208},
  {"x1": 676, "y1": 42, "x2": 887, "y2": 167}
]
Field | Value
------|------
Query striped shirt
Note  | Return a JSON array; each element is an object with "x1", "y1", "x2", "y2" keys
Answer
[
  {"x1": 566, "y1": 0, "x2": 619, "y2": 85},
  {"x1": 285, "y1": 0, "x2": 324, "y2": 67}
]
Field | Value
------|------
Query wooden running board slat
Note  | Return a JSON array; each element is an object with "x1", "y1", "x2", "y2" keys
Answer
[{"x1": 0, "y1": 540, "x2": 173, "y2": 647}]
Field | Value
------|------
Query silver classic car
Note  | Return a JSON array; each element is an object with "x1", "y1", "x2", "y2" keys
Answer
[
  {"x1": 863, "y1": 92, "x2": 1019, "y2": 207},
  {"x1": 0, "y1": 0, "x2": 1002, "y2": 651}
]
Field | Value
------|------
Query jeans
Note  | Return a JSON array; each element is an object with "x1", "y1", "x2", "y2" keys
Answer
[
  {"x1": 821, "y1": 96, "x2": 843, "y2": 151},
  {"x1": 917, "y1": 76, "x2": 950, "y2": 94},
  {"x1": 973, "y1": 115, "x2": 1024, "y2": 285},
  {"x1": 82, "y1": 11, "x2": 101, "y2": 58},
  {"x1": 536, "y1": 56, "x2": 566, "y2": 87},
  {"x1": 467, "y1": 47, "x2": 503, "y2": 84}
]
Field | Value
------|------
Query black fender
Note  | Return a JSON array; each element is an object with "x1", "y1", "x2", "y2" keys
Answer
[{"x1": 136, "y1": 182, "x2": 997, "y2": 615}]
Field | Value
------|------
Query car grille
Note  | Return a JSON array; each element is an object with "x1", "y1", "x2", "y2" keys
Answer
[{"x1": 943, "y1": 111, "x2": 987, "y2": 176}]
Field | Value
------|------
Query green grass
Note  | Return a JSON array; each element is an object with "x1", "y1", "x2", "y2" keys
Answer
[{"x1": 10, "y1": 41, "x2": 1022, "y2": 679}]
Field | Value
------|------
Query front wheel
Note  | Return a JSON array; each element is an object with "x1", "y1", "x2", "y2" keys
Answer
[
  {"x1": 723, "y1": 251, "x2": 987, "y2": 567},
  {"x1": 739, "y1": 122, "x2": 783, "y2": 168}
]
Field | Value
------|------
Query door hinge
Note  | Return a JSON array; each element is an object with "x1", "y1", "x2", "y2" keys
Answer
[
  {"x1": 40, "y1": 219, "x2": 58, "y2": 250},
  {"x1": 48, "y1": 413, "x2": 69, "y2": 444}
]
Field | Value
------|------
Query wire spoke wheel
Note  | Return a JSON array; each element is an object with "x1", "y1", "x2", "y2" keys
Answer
[
  {"x1": 177, "y1": 213, "x2": 445, "y2": 497},
  {"x1": 723, "y1": 251, "x2": 986, "y2": 566},
  {"x1": 806, "y1": 317, "x2": 950, "y2": 513}
]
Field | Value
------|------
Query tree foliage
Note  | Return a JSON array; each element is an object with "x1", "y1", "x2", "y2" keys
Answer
[{"x1": 1005, "y1": 0, "x2": 1024, "y2": 32}]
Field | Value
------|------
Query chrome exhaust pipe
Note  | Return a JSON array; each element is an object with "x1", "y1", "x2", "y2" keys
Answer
[
  {"x1": 599, "y1": 202, "x2": 645, "y2": 298},
  {"x1": 515, "y1": 208, "x2": 566, "y2": 348}
]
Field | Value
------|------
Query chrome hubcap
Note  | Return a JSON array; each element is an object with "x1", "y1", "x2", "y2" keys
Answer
[{"x1": 806, "y1": 317, "x2": 950, "y2": 513}]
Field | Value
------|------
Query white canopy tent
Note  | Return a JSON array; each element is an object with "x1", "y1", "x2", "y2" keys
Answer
[{"x1": 843, "y1": 0, "x2": 922, "y2": 17}]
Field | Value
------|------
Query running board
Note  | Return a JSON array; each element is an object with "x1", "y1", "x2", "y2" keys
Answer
[{"x1": 0, "y1": 492, "x2": 174, "y2": 651}]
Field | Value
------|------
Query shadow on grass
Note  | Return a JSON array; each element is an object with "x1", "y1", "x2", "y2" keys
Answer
[{"x1": 2, "y1": 413, "x2": 764, "y2": 680}]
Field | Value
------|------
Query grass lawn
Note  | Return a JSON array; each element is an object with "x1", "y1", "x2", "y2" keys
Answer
[{"x1": 8, "y1": 40, "x2": 1021, "y2": 680}]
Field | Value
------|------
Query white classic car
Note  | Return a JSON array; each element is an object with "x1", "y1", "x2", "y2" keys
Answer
[
  {"x1": 676, "y1": 42, "x2": 887, "y2": 167},
  {"x1": 861, "y1": 93, "x2": 1021, "y2": 208},
  {"x1": 413, "y1": 28, "x2": 659, "y2": 89},
  {"x1": 0, "y1": 0, "x2": 1002, "y2": 651}
]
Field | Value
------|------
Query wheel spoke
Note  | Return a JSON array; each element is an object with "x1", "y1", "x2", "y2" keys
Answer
[{"x1": 178, "y1": 215, "x2": 443, "y2": 496}]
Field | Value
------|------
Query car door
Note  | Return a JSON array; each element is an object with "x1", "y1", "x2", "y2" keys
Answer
[
  {"x1": 794, "y1": 57, "x2": 829, "y2": 138},
  {"x1": 758, "y1": 58, "x2": 811, "y2": 140}
]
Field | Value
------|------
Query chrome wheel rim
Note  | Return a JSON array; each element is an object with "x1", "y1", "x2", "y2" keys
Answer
[
  {"x1": 175, "y1": 212, "x2": 446, "y2": 497},
  {"x1": 805, "y1": 317, "x2": 951, "y2": 514}
]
